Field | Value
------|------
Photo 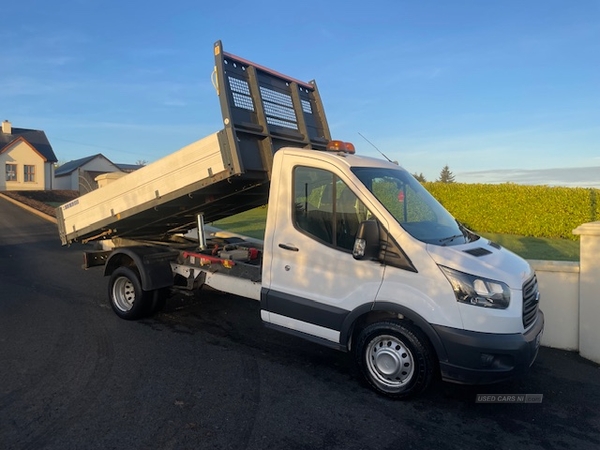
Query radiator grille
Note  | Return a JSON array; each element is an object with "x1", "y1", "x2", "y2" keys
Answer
[{"x1": 522, "y1": 274, "x2": 540, "y2": 329}]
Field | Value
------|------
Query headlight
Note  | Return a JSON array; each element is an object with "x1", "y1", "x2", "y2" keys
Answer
[{"x1": 439, "y1": 266, "x2": 510, "y2": 309}]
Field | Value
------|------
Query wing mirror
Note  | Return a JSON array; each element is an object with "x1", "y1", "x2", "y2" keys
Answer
[{"x1": 352, "y1": 220, "x2": 380, "y2": 260}]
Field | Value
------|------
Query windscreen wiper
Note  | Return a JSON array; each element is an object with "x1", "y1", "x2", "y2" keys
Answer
[{"x1": 438, "y1": 234, "x2": 464, "y2": 245}]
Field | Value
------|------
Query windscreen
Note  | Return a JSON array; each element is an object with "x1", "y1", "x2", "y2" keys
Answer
[{"x1": 352, "y1": 167, "x2": 476, "y2": 246}]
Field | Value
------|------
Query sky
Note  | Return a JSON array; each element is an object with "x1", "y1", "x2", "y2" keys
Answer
[{"x1": 2, "y1": 0, "x2": 599, "y2": 186}]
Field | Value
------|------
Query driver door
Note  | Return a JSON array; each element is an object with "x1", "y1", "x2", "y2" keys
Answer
[{"x1": 262, "y1": 162, "x2": 385, "y2": 346}]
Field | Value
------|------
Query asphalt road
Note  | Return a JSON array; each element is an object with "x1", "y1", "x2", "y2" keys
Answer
[{"x1": 1, "y1": 196, "x2": 599, "y2": 450}]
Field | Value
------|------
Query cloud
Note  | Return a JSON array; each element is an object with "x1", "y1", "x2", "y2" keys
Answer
[
  {"x1": 459, "y1": 166, "x2": 600, "y2": 188},
  {"x1": 0, "y1": 77, "x2": 82, "y2": 96}
]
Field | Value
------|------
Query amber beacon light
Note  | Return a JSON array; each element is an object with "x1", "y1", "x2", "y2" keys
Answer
[{"x1": 326, "y1": 140, "x2": 356, "y2": 154}]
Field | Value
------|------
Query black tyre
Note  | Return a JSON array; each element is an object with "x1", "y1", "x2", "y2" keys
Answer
[
  {"x1": 108, "y1": 267, "x2": 152, "y2": 320},
  {"x1": 355, "y1": 321, "x2": 435, "y2": 399}
]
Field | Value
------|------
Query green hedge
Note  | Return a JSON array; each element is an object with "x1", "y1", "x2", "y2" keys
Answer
[{"x1": 422, "y1": 183, "x2": 599, "y2": 240}]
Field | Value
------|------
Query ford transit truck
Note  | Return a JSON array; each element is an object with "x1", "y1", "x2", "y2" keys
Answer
[{"x1": 57, "y1": 41, "x2": 544, "y2": 399}]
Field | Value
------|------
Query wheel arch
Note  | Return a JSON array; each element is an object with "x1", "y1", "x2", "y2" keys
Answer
[
  {"x1": 104, "y1": 246, "x2": 176, "y2": 291},
  {"x1": 340, "y1": 302, "x2": 448, "y2": 362}
]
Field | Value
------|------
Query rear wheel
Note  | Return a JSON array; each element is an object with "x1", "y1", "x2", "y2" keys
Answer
[
  {"x1": 355, "y1": 321, "x2": 435, "y2": 399},
  {"x1": 108, "y1": 267, "x2": 152, "y2": 320}
]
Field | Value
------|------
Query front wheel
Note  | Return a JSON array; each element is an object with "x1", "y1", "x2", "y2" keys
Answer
[
  {"x1": 108, "y1": 266, "x2": 152, "y2": 320},
  {"x1": 355, "y1": 321, "x2": 435, "y2": 399}
]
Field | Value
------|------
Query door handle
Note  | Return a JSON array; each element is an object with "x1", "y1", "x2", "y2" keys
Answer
[{"x1": 278, "y1": 243, "x2": 299, "y2": 252}]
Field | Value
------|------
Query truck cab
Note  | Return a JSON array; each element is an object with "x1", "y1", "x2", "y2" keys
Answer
[{"x1": 261, "y1": 145, "x2": 543, "y2": 397}]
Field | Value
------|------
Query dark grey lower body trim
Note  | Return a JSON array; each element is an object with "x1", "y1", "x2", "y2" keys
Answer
[
  {"x1": 264, "y1": 322, "x2": 345, "y2": 351},
  {"x1": 434, "y1": 310, "x2": 545, "y2": 385},
  {"x1": 261, "y1": 288, "x2": 349, "y2": 332}
]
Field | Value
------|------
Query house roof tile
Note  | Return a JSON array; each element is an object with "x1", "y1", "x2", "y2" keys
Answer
[
  {"x1": 0, "y1": 127, "x2": 58, "y2": 162},
  {"x1": 54, "y1": 154, "x2": 106, "y2": 176}
]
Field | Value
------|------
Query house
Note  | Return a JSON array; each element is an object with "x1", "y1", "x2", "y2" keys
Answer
[
  {"x1": 53, "y1": 154, "x2": 144, "y2": 194},
  {"x1": 54, "y1": 154, "x2": 123, "y2": 194},
  {"x1": 0, "y1": 120, "x2": 58, "y2": 191}
]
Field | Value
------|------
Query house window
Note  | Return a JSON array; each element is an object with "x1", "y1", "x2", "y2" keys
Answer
[
  {"x1": 24, "y1": 165, "x2": 36, "y2": 182},
  {"x1": 6, "y1": 164, "x2": 17, "y2": 181}
]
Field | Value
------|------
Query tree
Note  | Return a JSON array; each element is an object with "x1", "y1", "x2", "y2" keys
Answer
[
  {"x1": 437, "y1": 165, "x2": 455, "y2": 183},
  {"x1": 135, "y1": 159, "x2": 148, "y2": 166},
  {"x1": 412, "y1": 172, "x2": 427, "y2": 182}
]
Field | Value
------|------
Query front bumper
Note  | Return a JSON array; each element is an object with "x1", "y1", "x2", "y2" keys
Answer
[{"x1": 434, "y1": 309, "x2": 544, "y2": 385}]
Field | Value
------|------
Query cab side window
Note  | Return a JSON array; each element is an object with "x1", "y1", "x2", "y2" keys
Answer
[{"x1": 293, "y1": 166, "x2": 370, "y2": 251}]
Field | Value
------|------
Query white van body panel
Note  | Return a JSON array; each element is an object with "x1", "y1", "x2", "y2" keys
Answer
[
  {"x1": 426, "y1": 241, "x2": 534, "y2": 289},
  {"x1": 426, "y1": 241, "x2": 534, "y2": 333}
]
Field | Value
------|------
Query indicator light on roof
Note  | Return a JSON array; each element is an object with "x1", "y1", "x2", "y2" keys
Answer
[{"x1": 326, "y1": 140, "x2": 356, "y2": 154}]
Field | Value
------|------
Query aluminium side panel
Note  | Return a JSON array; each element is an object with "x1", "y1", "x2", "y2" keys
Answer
[{"x1": 58, "y1": 132, "x2": 229, "y2": 245}]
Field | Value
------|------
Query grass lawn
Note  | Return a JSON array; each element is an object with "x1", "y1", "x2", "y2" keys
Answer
[
  {"x1": 212, "y1": 207, "x2": 580, "y2": 262},
  {"x1": 479, "y1": 232, "x2": 579, "y2": 261},
  {"x1": 212, "y1": 206, "x2": 268, "y2": 240}
]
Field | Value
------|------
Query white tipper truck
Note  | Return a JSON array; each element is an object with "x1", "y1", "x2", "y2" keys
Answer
[{"x1": 57, "y1": 41, "x2": 544, "y2": 399}]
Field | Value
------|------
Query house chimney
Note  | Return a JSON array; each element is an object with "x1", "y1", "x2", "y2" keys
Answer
[{"x1": 2, "y1": 120, "x2": 11, "y2": 134}]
